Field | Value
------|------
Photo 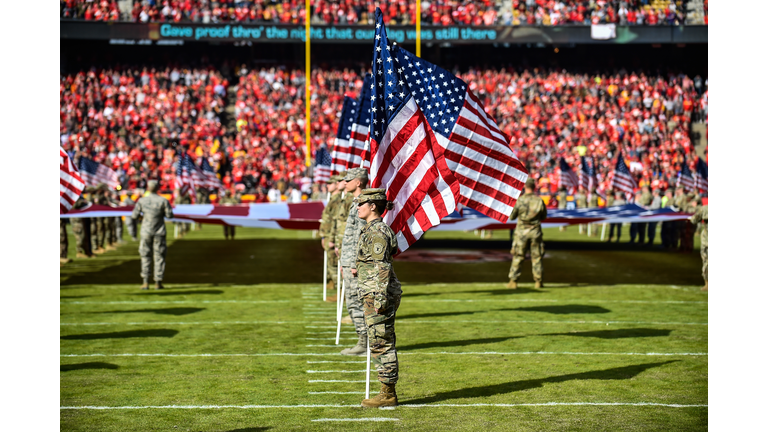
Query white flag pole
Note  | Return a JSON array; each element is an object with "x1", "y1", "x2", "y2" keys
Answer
[
  {"x1": 322, "y1": 249, "x2": 328, "y2": 301},
  {"x1": 335, "y1": 281, "x2": 345, "y2": 345},
  {"x1": 336, "y1": 263, "x2": 342, "y2": 320},
  {"x1": 601, "y1": 223, "x2": 607, "y2": 241},
  {"x1": 365, "y1": 344, "x2": 371, "y2": 399}
]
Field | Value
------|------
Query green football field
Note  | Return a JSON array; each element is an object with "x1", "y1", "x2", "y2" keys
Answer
[{"x1": 60, "y1": 224, "x2": 707, "y2": 431}]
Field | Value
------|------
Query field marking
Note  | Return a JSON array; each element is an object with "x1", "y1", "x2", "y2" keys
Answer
[
  {"x1": 59, "y1": 321, "x2": 705, "y2": 327},
  {"x1": 60, "y1": 321, "x2": 308, "y2": 326},
  {"x1": 308, "y1": 392, "x2": 365, "y2": 395},
  {"x1": 309, "y1": 380, "x2": 367, "y2": 383},
  {"x1": 312, "y1": 418, "x2": 398, "y2": 422},
  {"x1": 407, "y1": 299, "x2": 706, "y2": 304},
  {"x1": 307, "y1": 361, "x2": 365, "y2": 364},
  {"x1": 61, "y1": 351, "x2": 707, "y2": 358},
  {"x1": 306, "y1": 338, "x2": 357, "y2": 340},
  {"x1": 60, "y1": 402, "x2": 707, "y2": 410},
  {"x1": 306, "y1": 370, "x2": 369, "y2": 374},
  {"x1": 402, "y1": 320, "x2": 708, "y2": 326},
  {"x1": 60, "y1": 300, "x2": 290, "y2": 305}
]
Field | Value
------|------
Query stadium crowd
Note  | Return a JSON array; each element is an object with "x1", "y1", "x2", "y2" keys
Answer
[
  {"x1": 61, "y1": 0, "x2": 707, "y2": 26},
  {"x1": 60, "y1": 63, "x2": 707, "y2": 202}
]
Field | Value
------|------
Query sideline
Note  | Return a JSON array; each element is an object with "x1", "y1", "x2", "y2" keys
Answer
[{"x1": 60, "y1": 402, "x2": 708, "y2": 410}]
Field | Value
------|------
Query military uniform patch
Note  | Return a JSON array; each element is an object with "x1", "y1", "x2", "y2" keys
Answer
[{"x1": 372, "y1": 239, "x2": 386, "y2": 259}]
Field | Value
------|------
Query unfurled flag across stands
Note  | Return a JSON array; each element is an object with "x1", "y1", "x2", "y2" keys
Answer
[
  {"x1": 610, "y1": 152, "x2": 638, "y2": 194},
  {"x1": 368, "y1": 8, "x2": 461, "y2": 252},
  {"x1": 175, "y1": 152, "x2": 205, "y2": 195},
  {"x1": 200, "y1": 158, "x2": 222, "y2": 190},
  {"x1": 676, "y1": 155, "x2": 696, "y2": 192},
  {"x1": 558, "y1": 157, "x2": 579, "y2": 192},
  {"x1": 579, "y1": 156, "x2": 597, "y2": 191},
  {"x1": 392, "y1": 33, "x2": 528, "y2": 222},
  {"x1": 330, "y1": 96, "x2": 358, "y2": 175},
  {"x1": 78, "y1": 156, "x2": 120, "y2": 190},
  {"x1": 60, "y1": 146, "x2": 85, "y2": 214},
  {"x1": 351, "y1": 74, "x2": 373, "y2": 170},
  {"x1": 313, "y1": 146, "x2": 333, "y2": 184},
  {"x1": 695, "y1": 157, "x2": 708, "y2": 193}
]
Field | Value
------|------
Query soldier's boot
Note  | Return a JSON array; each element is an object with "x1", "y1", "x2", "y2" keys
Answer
[
  {"x1": 325, "y1": 281, "x2": 335, "y2": 292},
  {"x1": 105, "y1": 244, "x2": 117, "y2": 251},
  {"x1": 76, "y1": 252, "x2": 90, "y2": 259},
  {"x1": 93, "y1": 247, "x2": 106, "y2": 254},
  {"x1": 60, "y1": 258, "x2": 71, "y2": 264},
  {"x1": 341, "y1": 315, "x2": 353, "y2": 324},
  {"x1": 340, "y1": 333, "x2": 367, "y2": 356},
  {"x1": 506, "y1": 280, "x2": 518, "y2": 289},
  {"x1": 325, "y1": 294, "x2": 337, "y2": 303},
  {"x1": 361, "y1": 383, "x2": 398, "y2": 408},
  {"x1": 534, "y1": 280, "x2": 544, "y2": 289},
  {"x1": 140, "y1": 281, "x2": 150, "y2": 290},
  {"x1": 155, "y1": 282, "x2": 165, "y2": 290},
  {"x1": 701, "y1": 281, "x2": 708, "y2": 292}
]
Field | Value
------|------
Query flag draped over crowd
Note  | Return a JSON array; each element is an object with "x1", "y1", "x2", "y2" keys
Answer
[
  {"x1": 60, "y1": 146, "x2": 85, "y2": 214},
  {"x1": 78, "y1": 156, "x2": 119, "y2": 190}
]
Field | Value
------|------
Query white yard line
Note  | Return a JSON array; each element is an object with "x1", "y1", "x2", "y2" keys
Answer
[
  {"x1": 60, "y1": 321, "x2": 307, "y2": 326},
  {"x1": 60, "y1": 402, "x2": 707, "y2": 410},
  {"x1": 312, "y1": 418, "x2": 398, "y2": 422},
  {"x1": 308, "y1": 392, "x2": 365, "y2": 395},
  {"x1": 308, "y1": 380, "x2": 367, "y2": 383},
  {"x1": 307, "y1": 361, "x2": 365, "y2": 364},
  {"x1": 407, "y1": 299, "x2": 706, "y2": 304},
  {"x1": 61, "y1": 351, "x2": 707, "y2": 358},
  {"x1": 60, "y1": 300, "x2": 289, "y2": 305},
  {"x1": 306, "y1": 370, "x2": 369, "y2": 374},
  {"x1": 59, "y1": 320, "x2": 708, "y2": 327}
]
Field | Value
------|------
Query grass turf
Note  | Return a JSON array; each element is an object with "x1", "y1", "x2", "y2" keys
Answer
[{"x1": 61, "y1": 223, "x2": 707, "y2": 431}]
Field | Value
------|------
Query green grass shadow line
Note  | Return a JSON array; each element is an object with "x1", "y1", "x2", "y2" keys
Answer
[
  {"x1": 496, "y1": 304, "x2": 612, "y2": 315},
  {"x1": 60, "y1": 362, "x2": 119, "y2": 372},
  {"x1": 60, "y1": 329, "x2": 179, "y2": 340},
  {"x1": 92, "y1": 307, "x2": 206, "y2": 316}
]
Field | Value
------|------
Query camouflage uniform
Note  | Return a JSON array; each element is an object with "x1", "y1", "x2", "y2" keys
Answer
[
  {"x1": 90, "y1": 190, "x2": 105, "y2": 252},
  {"x1": 557, "y1": 190, "x2": 567, "y2": 210},
  {"x1": 319, "y1": 177, "x2": 342, "y2": 288},
  {"x1": 671, "y1": 189, "x2": 688, "y2": 248},
  {"x1": 220, "y1": 192, "x2": 239, "y2": 239},
  {"x1": 680, "y1": 194, "x2": 698, "y2": 253},
  {"x1": 71, "y1": 196, "x2": 91, "y2": 257},
  {"x1": 339, "y1": 169, "x2": 370, "y2": 342},
  {"x1": 689, "y1": 205, "x2": 708, "y2": 286},
  {"x1": 123, "y1": 196, "x2": 137, "y2": 240},
  {"x1": 508, "y1": 183, "x2": 548, "y2": 284},
  {"x1": 176, "y1": 192, "x2": 192, "y2": 236},
  {"x1": 132, "y1": 188, "x2": 174, "y2": 283},
  {"x1": 574, "y1": 191, "x2": 587, "y2": 208},
  {"x1": 356, "y1": 190, "x2": 402, "y2": 385}
]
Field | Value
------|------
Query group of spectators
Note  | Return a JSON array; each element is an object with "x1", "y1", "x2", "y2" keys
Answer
[
  {"x1": 61, "y1": 0, "x2": 707, "y2": 26},
  {"x1": 60, "y1": 63, "x2": 707, "y2": 202}
]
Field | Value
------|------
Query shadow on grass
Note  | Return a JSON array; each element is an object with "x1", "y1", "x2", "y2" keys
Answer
[
  {"x1": 452, "y1": 288, "x2": 546, "y2": 296},
  {"x1": 544, "y1": 328, "x2": 672, "y2": 339},
  {"x1": 403, "y1": 361, "x2": 678, "y2": 404},
  {"x1": 397, "y1": 311, "x2": 480, "y2": 320},
  {"x1": 61, "y1": 329, "x2": 179, "y2": 340},
  {"x1": 399, "y1": 336, "x2": 521, "y2": 351},
  {"x1": 60, "y1": 362, "x2": 119, "y2": 372},
  {"x1": 498, "y1": 305, "x2": 611, "y2": 315},
  {"x1": 226, "y1": 428, "x2": 272, "y2": 432},
  {"x1": 94, "y1": 307, "x2": 205, "y2": 316},
  {"x1": 132, "y1": 290, "x2": 224, "y2": 296},
  {"x1": 60, "y1": 295, "x2": 93, "y2": 300}
]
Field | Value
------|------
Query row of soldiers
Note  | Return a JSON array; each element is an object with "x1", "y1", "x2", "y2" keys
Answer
[{"x1": 62, "y1": 184, "x2": 137, "y2": 263}]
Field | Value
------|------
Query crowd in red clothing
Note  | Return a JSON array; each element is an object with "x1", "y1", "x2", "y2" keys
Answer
[
  {"x1": 60, "y1": 64, "x2": 707, "y2": 199},
  {"x1": 61, "y1": 0, "x2": 707, "y2": 26}
]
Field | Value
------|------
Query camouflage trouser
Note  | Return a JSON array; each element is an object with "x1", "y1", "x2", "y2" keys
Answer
[
  {"x1": 326, "y1": 248, "x2": 338, "y2": 286},
  {"x1": 107, "y1": 217, "x2": 116, "y2": 245},
  {"x1": 97, "y1": 217, "x2": 107, "y2": 248},
  {"x1": 126, "y1": 216, "x2": 136, "y2": 238},
  {"x1": 508, "y1": 233, "x2": 544, "y2": 282},
  {"x1": 223, "y1": 225, "x2": 236, "y2": 239},
  {"x1": 74, "y1": 219, "x2": 91, "y2": 255},
  {"x1": 361, "y1": 287, "x2": 401, "y2": 385},
  {"x1": 115, "y1": 217, "x2": 123, "y2": 242},
  {"x1": 701, "y1": 244, "x2": 708, "y2": 282},
  {"x1": 91, "y1": 218, "x2": 99, "y2": 250},
  {"x1": 139, "y1": 235, "x2": 167, "y2": 282},
  {"x1": 342, "y1": 266, "x2": 367, "y2": 337},
  {"x1": 60, "y1": 220, "x2": 68, "y2": 258}
]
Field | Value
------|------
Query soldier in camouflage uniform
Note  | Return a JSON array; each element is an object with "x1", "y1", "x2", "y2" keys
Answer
[
  {"x1": 318, "y1": 176, "x2": 340, "y2": 297},
  {"x1": 335, "y1": 168, "x2": 369, "y2": 355},
  {"x1": 680, "y1": 193, "x2": 698, "y2": 253},
  {"x1": 123, "y1": 195, "x2": 137, "y2": 241},
  {"x1": 220, "y1": 190, "x2": 239, "y2": 240},
  {"x1": 174, "y1": 189, "x2": 192, "y2": 237},
  {"x1": 320, "y1": 173, "x2": 347, "y2": 301},
  {"x1": 630, "y1": 186, "x2": 653, "y2": 244},
  {"x1": 89, "y1": 187, "x2": 105, "y2": 254},
  {"x1": 70, "y1": 196, "x2": 93, "y2": 258},
  {"x1": 132, "y1": 180, "x2": 174, "y2": 290},
  {"x1": 195, "y1": 187, "x2": 210, "y2": 230},
  {"x1": 104, "y1": 187, "x2": 118, "y2": 250},
  {"x1": 353, "y1": 188, "x2": 402, "y2": 408},
  {"x1": 689, "y1": 203, "x2": 708, "y2": 291},
  {"x1": 557, "y1": 186, "x2": 568, "y2": 231},
  {"x1": 507, "y1": 177, "x2": 547, "y2": 289},
  {"x1": 671, "y1": 188, "x2": 688, "y2": 249}
]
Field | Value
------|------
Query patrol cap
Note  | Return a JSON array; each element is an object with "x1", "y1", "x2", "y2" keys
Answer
[
  {"x1": 344, "y1": 167, "x2": 368, "y2": 182},
  {"x1": 337, "y1": 171, "x2": 348, "y2": 181},
  {"x1": 146, "y1": 180, "x2": 159, "y2": 192},
  {"x1": 357, "y1": 188, "x2": 387, "y2": 204},
  {"x1": 328, "y1": 175, "x2": 340, "y2": 184},
  {"x1": 525, "y1": 177, "x2": 536, "y2": 189}
]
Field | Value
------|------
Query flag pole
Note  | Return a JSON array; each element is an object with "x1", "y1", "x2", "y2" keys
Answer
[
  {"x1": 305, "y1": 0, "x2": 311, "y2": 168},
  {"x1": 335, "y1": 281, "x2": 345, "y2": 345},
  {"x1": 322, "y1": 249, "x2": 327, "y2": 301},
  {"x1": 336, "y1": 259, "x2": 342, "y2": 320},
  {"x1": 415, "y1": 0, "x2": 421, "y2": 57},
  {"x1": 365, "y1": 344, "x2": 371, "y2": 398}
]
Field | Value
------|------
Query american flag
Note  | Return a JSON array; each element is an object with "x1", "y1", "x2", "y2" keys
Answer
[
  {"x1": 393, "y1": 41, "x2": 528, "y2": 223},
  {"x1": 201, "y1": 157, "x2": 222, "y2": 190},
  {"x1": 78, "y1": 156, "x2": 120, "y2": 190},
  {"x1": 175, "y1": 152, "x2": 205, "y2": 196},
  {"x1": 313, "y1": 146, "x2": 333, "y2": 184},
  {"x1": 60, "y1": 146, "x2": 85, "y2": 214},
  {"x1": 579, "y1": 156, "x2": 597, "y2": 191},
  {"x1": 369, "y1": 8, "x2": 461, "y2": 252},
  {"x1": 676, "y1": 155, "x2": 696, "y2": 192},
  {"x1": 351, "y1": 74, "x2": 373, "y2": 170},
  {"x1": 558, "y1": 157, "x2": 579, "y2": 192},
  {"x1": 330, "y1": 96, "x2": 357, "y2": 175},
  {"x1": 610, "y1": 152, "x2": 638, "y2": 194},
  {"x1": 695, "y1": 157, "x2": 708, "y2": 193}
]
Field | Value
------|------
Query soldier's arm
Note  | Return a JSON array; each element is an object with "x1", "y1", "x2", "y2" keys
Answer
[
  {"x1": 509, "y1": 205, "x2": 519, "y2": 221},
  {"x1": 164, "y1": 199, "x2": 174, "y2": 220},
  {"x1": 689, "y1": 207, "x2": 702, "y2": 224},
  {"x1": 131, "y1": 200, "x2": 142, "y2": 220},
  {"x1": 541, "y1": 198, "x2": 548, "y2": 220},
  {"x1": 368, "y1": 231, "x2": 392, "y2": 292}
]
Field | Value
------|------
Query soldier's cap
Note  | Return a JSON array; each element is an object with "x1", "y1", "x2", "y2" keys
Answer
[
  {"x1": 344, "y1": 167, "x2": 369, "y2": 181},
  {"x1": 525, "y1": 177, "x2": 536, "y2": 189},
  {"x1": 328, "y1": 175, "x2": 340, "y2": 184},
  {"x1": 357, "y1": 188, "x2": 388, "y2": 205},
  {"x1": 146, "y1": 180, "x2": 159, "y2": 192},
  {"x1": 337, "y1": 171, "x2": 349, "y2": 181},
  {"x1": 84, "y1": 186, "x2": 97, "y2": 193}
]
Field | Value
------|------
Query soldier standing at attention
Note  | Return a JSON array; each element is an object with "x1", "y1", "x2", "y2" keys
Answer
[
  {"x1": 325, "y1": 172, "x2": 348, "y2": 302},
  {"x1": 195, "y1": 187, "x2": 210, "y2": 230},
  {"x1": 353, "y1": 188, "x2": 402, "y2": 408},
  {"x1": 507, "y1": 177, "x2": 547, "y2": 289},
  {"x1": 607, "y1": 192, "x2": 626, "y2": 242},
  {"x1": 319, "y1": 175, "x2": 341, "y2": 300},
  {"x1": 336, "y1": 168, "x2": 369, "y2": 355},
  {"x1": 89, "y1": 187, "x2": 105, "y2": 254},
  {"x1": 123, "y1": 195, "x2": 138, "y2": 241},
  {"x1": 175, "y1": 189, "x2": 192, "y2": 237},
  {"x1": 630, "y1": 186, "x2": 653, "y2": 244},
  {"x1": 71, "y1": 196, "x2": 93, "y2": 258},
  {"x1": 671, "y1": 187, "x2": 688, "y2": 249},
  {"x1": 660, "y1": 189, "x2": 674, "y2": 248},
  {"x1": 689, "y1": 203, "x2": 708, "y2": 291},
  {"x1": 132, "y1": 180, "x2": 174, "y2": 290},
  {"x1": 220, "y1": 190, "x2": 239, "y2": 240}
]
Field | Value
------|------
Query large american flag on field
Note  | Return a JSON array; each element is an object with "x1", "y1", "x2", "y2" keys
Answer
[
  {"x1": 695, "y1": 157, "x2": 708, "y2": 193},
  {"x1": 610, "y1": 152, "x2": 638, "y2": 194},
  {"x1": 579, "y1": 155, "x2": 597, "y2": 191},
  {"x1": 330, "y1": 96, "x2": 358, "y2": 175},
  {"x1": 313, "y1": 146, "x2": 333, "y2": 184},
  {"x1": 60, "y1": 146, "x2": 85, "y2": 214},
  {"x1": 350, "y1": 74, "x2": 373, "y2": 170},
  {"x1": 369, "y1": 8, "x2": 461, "y2": 252},
  {"x1": 175, "y1": 152, "x2": 205, "y2": 196},
  {"x1": 393, "y1": 41, "x2": 528, "y2": 222},
  {"x1": 676, "y1": 155, "x2": 696, "y2": 192},
  {"x1": 558, "y1": 157, "x2": 578, "y2": 192},
  {"x1": 200, "y1": 158, "x2": 222, "y2": 190},
  {"x1": 78, "y1": 155, "x2": 119, "y2": 190}
]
